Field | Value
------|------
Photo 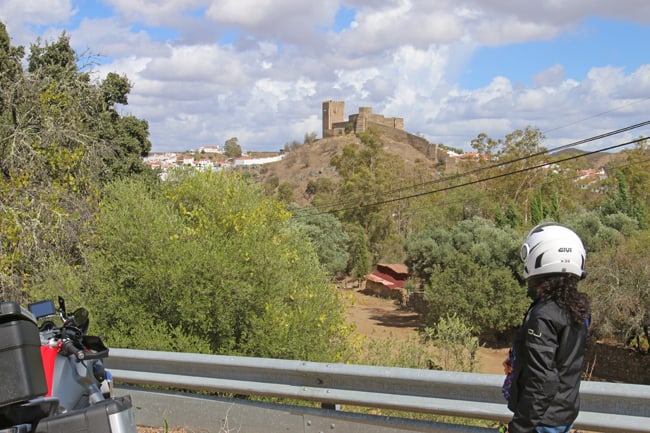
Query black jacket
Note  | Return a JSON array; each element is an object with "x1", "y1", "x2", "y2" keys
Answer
[{"x1": 507, "y1": 300, "x2": 589, "y2": 433}]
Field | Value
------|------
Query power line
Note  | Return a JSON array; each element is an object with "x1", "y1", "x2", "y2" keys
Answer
[
  {"x1": 397, "y1": 153, "x2": 650, "y2": 221},
  {"x1": 293, "y1": 135, "x2": 648, "y2": 219},
  {"x1": 293, "y1": 121, "x2": 650, "y2": 217}
]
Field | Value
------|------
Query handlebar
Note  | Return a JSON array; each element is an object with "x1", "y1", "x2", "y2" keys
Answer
[
  {"x1": 61, "y1": 339, "x2": 86, "y2": 360},
  {"x1": 59, "y1": 338, "x2": 110, "y2": 360}
]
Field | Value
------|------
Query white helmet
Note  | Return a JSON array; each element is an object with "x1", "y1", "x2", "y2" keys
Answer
[{"x1": 520, "y1": 223, "x2": 586, "y2": 280}]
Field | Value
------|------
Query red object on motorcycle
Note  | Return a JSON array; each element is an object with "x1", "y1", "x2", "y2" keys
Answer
[{"x1": 39, "y1": 346, "x2": 58, "y2": 398}]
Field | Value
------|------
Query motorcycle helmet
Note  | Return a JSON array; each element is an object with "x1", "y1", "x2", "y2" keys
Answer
[{"x1": 520, "y1": 223, "x2": 586, "y2": 280}]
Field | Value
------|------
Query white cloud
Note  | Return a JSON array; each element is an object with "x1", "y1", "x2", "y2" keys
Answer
[{"x1": 2, "y1": 0, "x2": 650, "y2": 153}]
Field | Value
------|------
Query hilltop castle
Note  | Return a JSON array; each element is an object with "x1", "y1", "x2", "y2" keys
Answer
[
  {"x1": 322, "y1": 101, "x2": 404, "y2": 138},
  {"x1": 322, "y1": 100, "x2": 438, "y2": 162}
]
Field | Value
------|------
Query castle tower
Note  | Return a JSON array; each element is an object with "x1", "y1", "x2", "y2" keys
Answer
[{"x1": 322, "y1": 101, "x2": 345, "y2": 137}]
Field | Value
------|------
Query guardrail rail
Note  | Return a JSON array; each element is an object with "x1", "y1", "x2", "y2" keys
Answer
[{"x1": 105, "y1": 348, "x2": 650, "y2": 433}]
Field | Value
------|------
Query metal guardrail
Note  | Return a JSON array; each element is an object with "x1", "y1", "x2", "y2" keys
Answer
[{"x1": 105, "y1": 348, "x2": 650, "y2": 433}]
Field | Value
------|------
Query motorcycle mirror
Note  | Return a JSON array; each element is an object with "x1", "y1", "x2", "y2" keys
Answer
[{"x1": 73, "y1": 308, "x2": 89, "y2": 329}]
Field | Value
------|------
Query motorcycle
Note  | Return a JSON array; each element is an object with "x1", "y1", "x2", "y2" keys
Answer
[{"x1": 0, "y1": 298, "x2": 137, "y2": 433}]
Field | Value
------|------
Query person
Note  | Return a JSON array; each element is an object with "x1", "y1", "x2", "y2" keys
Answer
[{"x1": 501, "y1": 223, "x2": 591, "y2": 433}]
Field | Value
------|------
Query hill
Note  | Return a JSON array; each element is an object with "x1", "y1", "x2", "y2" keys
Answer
[
  {"x1": 551, "y1": 148, "x2": 623, "y2": 169},
  {"x1": 250, "y1": 131, "x2": 448, "y2": 206},
  {"x1": 248, "y1": 131, "x2": 625, "y2": 207}
]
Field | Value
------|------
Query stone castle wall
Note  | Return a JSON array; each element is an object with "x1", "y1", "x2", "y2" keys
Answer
[{"x1": 321, "y1": 100, "x2": 445, "y2": 163}]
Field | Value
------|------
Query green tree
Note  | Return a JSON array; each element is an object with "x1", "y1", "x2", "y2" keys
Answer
[
  {"x1": 530, "y1": 186, "x2": 544, "y2": 225},
  {"x1": 405, "y1": 217, "x2": 527, "y2": 337},
  {"x1": 478, "y1": 127, "x2": 548, "y2": 223},
  {"x1": 82, "y1": 170, "x2": 353, "y2": 361},
  {"x1": 0, "y1": 22, "x2": 25, "y2": 124},
  {"x1": 224, "y1": 137, "x2": 242, "y2": 159},
  {"x1": 329, "y1": 129, "x2": 407, "y2": 263},
  {"x1": 290, "y1": 206, "x2": 350, "y2": 277},
  {"x1": 584, "y1": 229, "x2": 650, "y2": 351},
  {"x1": 347, "y1": 224, "x2": 370, "y2": 280},
  {"x1": 0, "y1": 29, "x2": 151, "y2": 301},
  {"x1": 100, "y1": 72, "x2": 130, "y2": 108},
  {"x1": 506, "y1": 200, "x2": 525, "y2": 228},
  {"x1": 601, "y1": 170, "x2": 647, "y2": 229},
  {"x1": 277, "y1": 181, "x2": 294, "y2": 203},
  {"x1": 470, "y1": 132, "x2": 501, "y2": 160},
  {"x1": 27, "y1": 32, "x2": 77, "y2": 79}
]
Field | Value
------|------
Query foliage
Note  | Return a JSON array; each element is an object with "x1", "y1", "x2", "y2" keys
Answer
[
  {"x1": 0, "y1": 28, "x2": 151, "y2": 301},
  {"x1": 328, "y1": 128, "x2": 412, "y2": 264},
  {"x1": 224, "y1": 137, "x2": 242, "y2": 159},
  {"x1": 405, "y1": 217, "x2": 528, "y2": 337},
  {"x1": 353, "y1": 314, "x2": 480, "y2": 372},
  {"x1": 601, "y1": 169, "x2": 648, "y2": 229},
  {"x1": 276, "y1": 181, "x2": 294, "y2": 203},
  {"x1": 290, "y1": 206, "x2": 351, "y2": 277},
  {"x1": 346, "y1": 224, "x2": 370, "y2": 280},
  {"x1": 82, "y1": 170, "x2": 353, "y2": 361},
  {"x1": 563, "y1": 211, "x2": 627, "y2": 254},
  {"x1": 424, "y1": 314, "x2": 481, "y2": 372},
  {"x1": 582, "y1": 229, "x2": 650, "y2": 351}
]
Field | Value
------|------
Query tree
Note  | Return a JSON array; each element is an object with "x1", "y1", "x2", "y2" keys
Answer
[
  {"x1": 0, "y1": 22, "x2": 24, "y2": 123},
  {"x1": 506, "y1": 200, "x2": 524, "y2": 228},
  {"x1": 476, "y1": 127, "x2": 548, "y2": 223},
  {"x1": 530, "y1": 187, "x2": 544, "y2": 225},
  {"x1": 347, "y1": 224, "x2": 370, "y2": 280},
  {"x1": 405, "y1": 217, "x2": 528, "y2": 337},
  {"x1": 100, "y1": 72, "x2": 130, "y2": 108},
  {"x1": 80, "y1": 170, "x2": 353, "y2": 361},
  {"x1": 290, "y1": 206, "x2": 350, "y2": 277},
  {"x1": 470, "y1": 132, "x2": 501, "y2": 160},
  {"x1": 27, "y1": 32, "x2": 78, "y2": 79},
  {"x1": 584, "y1": 229, "x2": 650, "y2": 351},
  {"x1": 601, "y1": 169, "x2": 647, "y2": 229},
  {"x1": 329, "y1": 129, "x2": 407, "y2": 263},
  {"x1": 224, "y1": 137, "x2": 242, "y2": 159},
  {"x1": 277, "y1": 181, "x2": 294, "y2": 203},
  {"x1": 304, "y1": 131, "x2": 317, "y2": 145},
  {"x1": 0, "y1": 28, "x2": 152, "y2": 301}
]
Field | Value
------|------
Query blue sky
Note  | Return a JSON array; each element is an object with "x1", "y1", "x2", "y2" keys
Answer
[
  {"x1": 2, "y1": 1, "x2": 650, "y2": 153},
  {"x1": 462, "y1": 18, "x2": 650, "y2": 89}
]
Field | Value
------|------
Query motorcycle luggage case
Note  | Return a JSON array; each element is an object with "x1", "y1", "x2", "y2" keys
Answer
[
  {"x1": 34, "y1": 396, "x2": 136, "y2": 433},
  {"x1": 0, "y1": 302, "x2": 48, "y2": 407}
]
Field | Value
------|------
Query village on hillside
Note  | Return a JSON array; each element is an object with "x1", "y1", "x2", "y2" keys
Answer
[{"x1": 143, "y1": 145, "x2": 285, "y2": 172}]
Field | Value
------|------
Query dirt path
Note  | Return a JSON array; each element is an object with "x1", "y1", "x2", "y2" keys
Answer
[{"x1": 344, "y1": 289, "x2": 508, "y2": 374}]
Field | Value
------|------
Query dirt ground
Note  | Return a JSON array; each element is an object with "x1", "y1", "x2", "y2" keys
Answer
[{"x1": 344, "y1": 288, "x2": 509, "y2": 375}]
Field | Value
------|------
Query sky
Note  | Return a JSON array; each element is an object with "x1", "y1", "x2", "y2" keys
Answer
[{"x1": 2, "y1": 1, "x2": 650, "y2": 154}]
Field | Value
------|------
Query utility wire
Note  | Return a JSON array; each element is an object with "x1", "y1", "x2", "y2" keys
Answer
[
  {"x1": 293, "y1": 135, "x2": 648, "y2": 219},
  {"x1": 396, "y1": 154, "x2": 650, "y2": 221},
  {"x1": 293, "y1": 120, "x2": 650, "y2": 216}
]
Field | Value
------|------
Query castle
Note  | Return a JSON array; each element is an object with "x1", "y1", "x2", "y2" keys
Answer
[
  {"x1": 322, "y1": 101, "x2": 438, "y2": 162},
  {"x1": 322, "y1": 101, "x2": 404, "y2": 138}
]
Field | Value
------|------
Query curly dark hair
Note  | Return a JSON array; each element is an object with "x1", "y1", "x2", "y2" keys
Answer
[{"x1": 538, "y1": 274, "x2": 591, "y2": 325}]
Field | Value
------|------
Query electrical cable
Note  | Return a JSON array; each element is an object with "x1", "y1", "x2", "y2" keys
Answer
[
  {"x1": 292, "y1": 120, "x2": 650, "y2": 216},
  {"x1": 293, "y1": 135, "x2": 648, "y2": 218}
]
